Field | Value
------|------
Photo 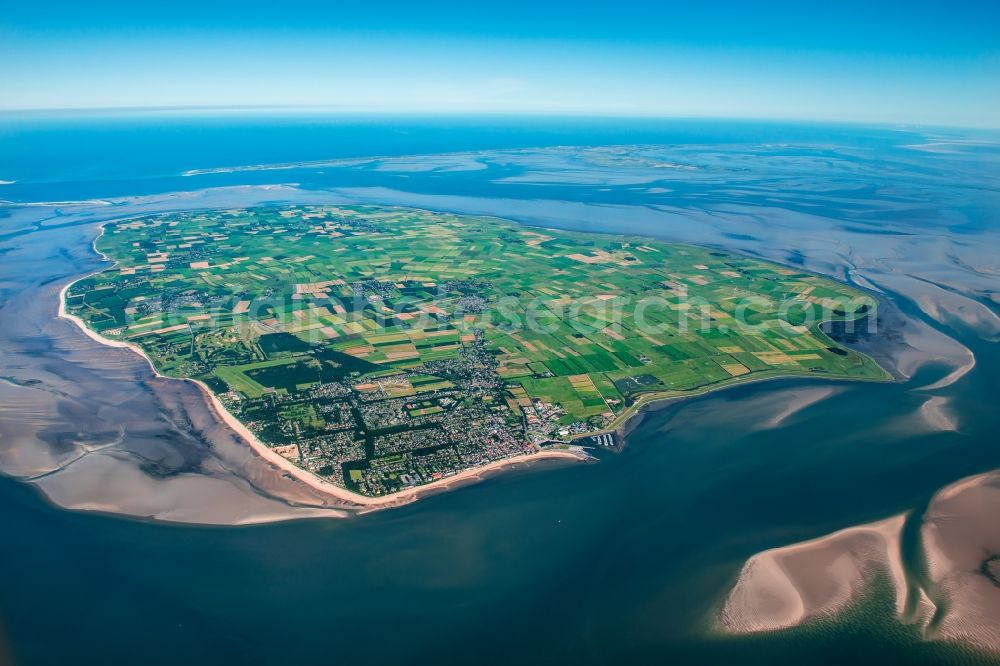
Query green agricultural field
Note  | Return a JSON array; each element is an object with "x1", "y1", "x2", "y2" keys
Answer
[{"x1": 65, "y1": 205, "x2": 889, "y2": 496}]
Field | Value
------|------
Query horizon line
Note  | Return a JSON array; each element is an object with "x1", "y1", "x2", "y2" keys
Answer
[{"x1": 1, "y1": 105, "x2": 998, "y2": 133}]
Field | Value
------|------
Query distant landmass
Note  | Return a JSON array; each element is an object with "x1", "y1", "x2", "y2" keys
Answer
[{"x1": 62, "y1": 204, "x2": 888, "y2": 501}]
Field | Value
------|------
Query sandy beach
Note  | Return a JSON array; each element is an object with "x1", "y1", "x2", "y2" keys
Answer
[
  {"x1": 54, "y1": 211, "x2": 890, "y2": 514},
  {"x1": 57, "y1": 276, "x2": 588, "y2": 513}
]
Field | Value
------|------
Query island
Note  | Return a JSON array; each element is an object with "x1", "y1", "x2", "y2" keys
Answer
[{"x1": 62, "y1": 205, "x2": 888, "y2": 500}]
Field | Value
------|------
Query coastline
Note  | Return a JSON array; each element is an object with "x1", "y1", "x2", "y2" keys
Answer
[
  {"x1": 572, "y1": 360, "x2": 892, "y2": 446},
  {"x1": 55, "y1": 210, "x2": 893, "y2": 513},
  {"x1": 566, "y1": 296, "x2": 893, "y2": 443},
  {"x1": 57, "y1": 277, "x2": 588, "y2": 512}
]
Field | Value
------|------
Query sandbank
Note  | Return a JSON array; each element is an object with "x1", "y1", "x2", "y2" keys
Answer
[{"x1": 720, "y1": 515, "x2": 907, "y2": 633}]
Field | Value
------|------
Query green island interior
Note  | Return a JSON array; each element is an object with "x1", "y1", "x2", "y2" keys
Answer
[{"x1": 65, "y1": 205, "x2": 888, "y2": 496}]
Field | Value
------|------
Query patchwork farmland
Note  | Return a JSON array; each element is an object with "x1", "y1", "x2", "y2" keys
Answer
[{"x1": 65, "y1": 205, "x2": 887, "y2": 496}]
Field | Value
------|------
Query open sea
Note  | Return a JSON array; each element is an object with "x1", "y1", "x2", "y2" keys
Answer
[{"x1": 1, "y1": 112, "x2": 998, "y2": 664}]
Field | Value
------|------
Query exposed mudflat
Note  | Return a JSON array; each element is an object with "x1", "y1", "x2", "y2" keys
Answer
[{"x1": 1, "y1": 126, "x2": 998, "y2": 662}]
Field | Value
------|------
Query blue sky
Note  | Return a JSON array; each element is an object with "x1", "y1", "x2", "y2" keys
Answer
[{"x1": 2, "y1": 1, "x2": 998, "y2": 127}]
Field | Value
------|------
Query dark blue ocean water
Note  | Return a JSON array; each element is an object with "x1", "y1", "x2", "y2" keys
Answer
[
  {"x1": 1, "y1": 113, "x2": 998, "y2": 665},
  {"x1": 0, "y1": 111, "x2": 933, "y2": 198}
]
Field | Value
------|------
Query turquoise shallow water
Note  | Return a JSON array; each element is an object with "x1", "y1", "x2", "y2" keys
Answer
[{"x1": 0, "y1": 115, "x2": 998, "y2": 664}]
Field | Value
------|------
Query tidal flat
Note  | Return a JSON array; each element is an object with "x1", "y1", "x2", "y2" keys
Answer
[{"x1": 1, "y1": 118, "x2": 998, "y2": 663}]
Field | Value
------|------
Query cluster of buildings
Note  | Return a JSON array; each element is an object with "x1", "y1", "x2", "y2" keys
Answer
[{"x1": 223, "y1": 337, "x2": 540, "y2": 496}]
